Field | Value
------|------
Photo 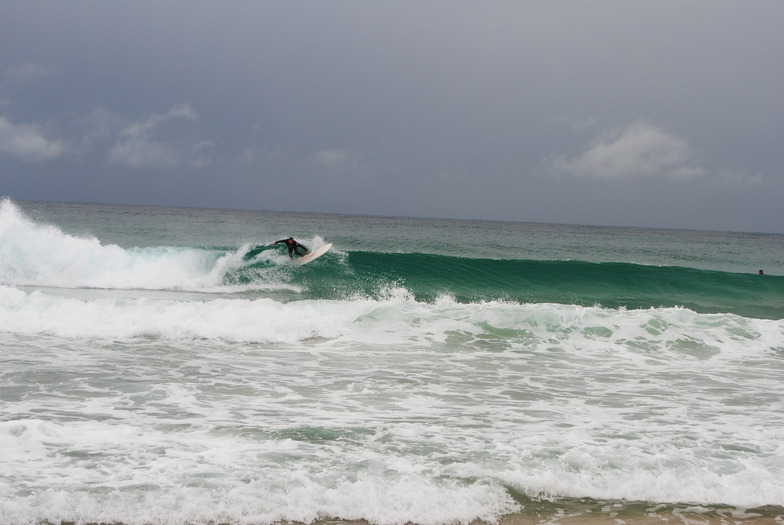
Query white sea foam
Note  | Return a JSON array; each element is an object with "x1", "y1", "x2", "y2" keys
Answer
[
  {"x1": 0, "y1": 285, "x2": 358, "y2": 342},
  {"x1": 1, "y1": 281, "x2": 782, "y2": 351},
  {"x1": 0, "y1": 200, "x2": 294, "y2": 292},
  {"x1": 3, "y1": 311, "x2": 784, "y2": 523},
  {"x1": 2, "y1": 289, "x2": 783, "y2": 519},
  {"x1": 2, "y1": 200, "x2": 784, "y2": 525}
]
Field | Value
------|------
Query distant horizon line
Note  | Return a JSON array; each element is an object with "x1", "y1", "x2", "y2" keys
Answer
[{"x1": 6, "y1": 195, "x2": 782, "y2": 237}]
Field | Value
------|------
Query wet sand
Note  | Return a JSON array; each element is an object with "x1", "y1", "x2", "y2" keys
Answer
[{"x1": 49, "y1": 505, "x2": 784, "y2": 525}]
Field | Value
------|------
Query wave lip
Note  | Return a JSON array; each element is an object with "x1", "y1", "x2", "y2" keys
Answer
[{"x1": 0, "y1": 200, "x2": 282, "y2": 292}]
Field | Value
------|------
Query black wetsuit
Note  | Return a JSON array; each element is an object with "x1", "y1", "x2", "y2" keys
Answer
[{"x1": 273, "y1": 238, "x2": 309, "y2": 258}]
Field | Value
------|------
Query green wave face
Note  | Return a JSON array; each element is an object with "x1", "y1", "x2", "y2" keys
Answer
[{"x1": 230, "y1": 250, "x2": 784, "y2": 320}]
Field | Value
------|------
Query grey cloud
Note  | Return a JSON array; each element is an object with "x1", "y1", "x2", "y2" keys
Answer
[
  {"x1": 3, "y1": 62, "x2": 62, "y2": 86},
  {"x1": 549, "y1": 122, "x2": 705, "y2": 180},
  {"x1": 107, "y1": 103, "x2": 211, "y2": 169},
  {"x1": 0, "y1": 116, "x2": 64, "y2": 162},
  {"x1": 313, "y1": 149, "x2": 359, "y2": 171},
  {"x1": 1, "y1": 1, "x2": 783, "y2": 232}
]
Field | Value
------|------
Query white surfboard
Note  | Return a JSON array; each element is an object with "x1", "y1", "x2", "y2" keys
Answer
[{"x1": 295, "y1": 243, "x2": 332, "y2": 266}]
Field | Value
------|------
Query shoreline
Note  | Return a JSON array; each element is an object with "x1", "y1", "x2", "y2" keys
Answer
[{"x1": 37, "y1": 505, "x2": 784, "y2": 525}]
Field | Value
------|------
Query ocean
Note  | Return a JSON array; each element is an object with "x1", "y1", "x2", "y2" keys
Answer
[{"x1": 1, "y1": 198, "x2": 783, "y2": 525}]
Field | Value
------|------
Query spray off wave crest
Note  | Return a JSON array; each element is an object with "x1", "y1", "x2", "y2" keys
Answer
[{"x1": 0, "y1": 199, "x2": 293, "y2": 293}]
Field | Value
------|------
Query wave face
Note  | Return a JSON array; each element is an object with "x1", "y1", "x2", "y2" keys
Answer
[
  {"x1": 1, "y1": 199, "x2": 784, "y2": 525},
  {"x1": 2, "y1": 199, "x2": 782, "y2": 318},
  {"x1": 291, "y1": 251, "x2": 784, "y2": 319}
]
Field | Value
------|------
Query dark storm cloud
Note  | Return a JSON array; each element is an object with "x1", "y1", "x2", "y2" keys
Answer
[{"x1": 1, "y1": 1, "x2": 783, "y2": 232}]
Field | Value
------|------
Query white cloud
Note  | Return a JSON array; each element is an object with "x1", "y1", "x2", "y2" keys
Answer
[
  {"x1": 314, "y1": 149, "x2": 357, "y2": 170},
  {"x1": 0, "y1": 116, "x2": 64, "y2": 162},
  {"x1": 107, "y1": 103, "x2": 207, "y2": 169},
  {"x1": 549, "y1": 122, "x2": 704, "y2": 180}
]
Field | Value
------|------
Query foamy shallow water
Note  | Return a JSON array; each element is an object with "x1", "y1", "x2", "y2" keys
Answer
[
  {"x1": 2, "y1": 292, "x2": 784, "y2": 524},
  {"x1": 2, "y1": 200, "x2": 784, "y2": 525}
]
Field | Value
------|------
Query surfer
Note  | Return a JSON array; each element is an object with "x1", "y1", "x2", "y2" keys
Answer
[{"x1": 272, "y1": 237, "x2": 310, "y2": 258}]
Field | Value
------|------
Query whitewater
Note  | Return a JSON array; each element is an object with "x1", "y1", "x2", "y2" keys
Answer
[{"x1": 1, "y1": 199, "x2": 783, "y2": 525}]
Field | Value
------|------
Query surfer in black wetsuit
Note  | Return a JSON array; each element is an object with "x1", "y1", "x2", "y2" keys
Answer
[{"x1": 272, "y1": 237, "x2": 310, "y2": 258}]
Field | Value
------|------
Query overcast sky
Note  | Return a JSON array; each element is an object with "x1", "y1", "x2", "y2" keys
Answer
[{"x1": 2, "y1": 1, "x2": 783, "y2": 232}]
